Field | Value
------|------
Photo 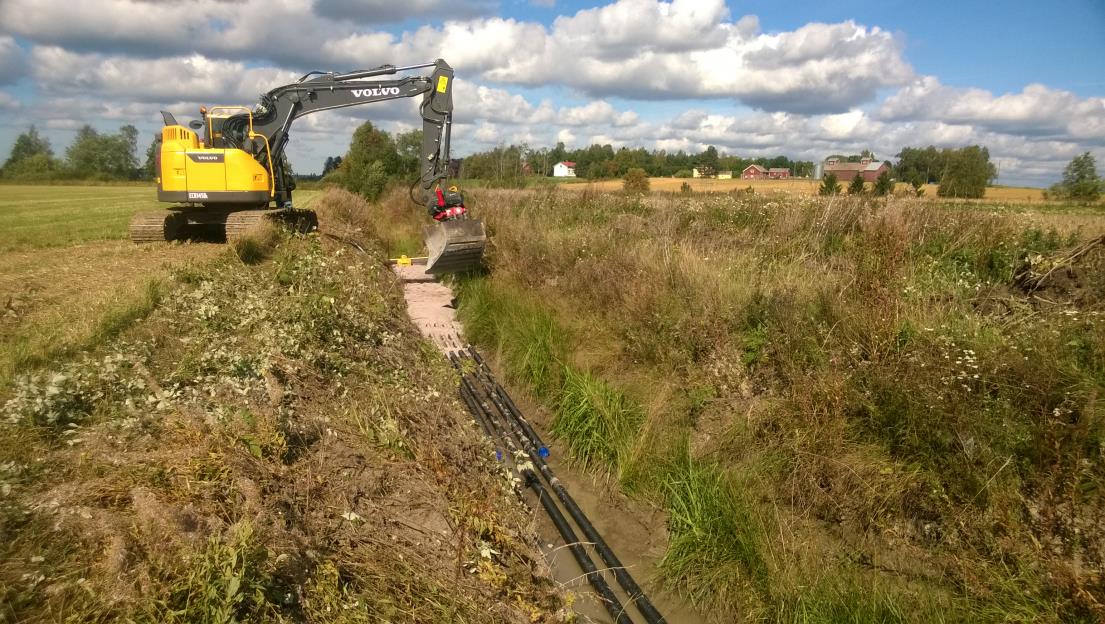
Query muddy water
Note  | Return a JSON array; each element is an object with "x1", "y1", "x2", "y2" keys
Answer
[{"x1": 394, "y1": 265, "x2": 707, "y2": 624}]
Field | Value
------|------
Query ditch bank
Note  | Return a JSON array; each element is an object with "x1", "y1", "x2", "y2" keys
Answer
[
  {"x1": 394, "y1": 262, "x2": 705, "y2": 623},
  {"x1": 0, "y1": 222, "x2": 564, "y2": 621}
]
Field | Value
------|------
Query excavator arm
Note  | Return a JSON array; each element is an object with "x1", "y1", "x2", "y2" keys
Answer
[{"x1": 215, "y1": 60, "x2": 455, "y2": 210}]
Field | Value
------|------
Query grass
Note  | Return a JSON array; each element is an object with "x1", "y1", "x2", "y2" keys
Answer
[
  {"x1": 425, "y1": 187, "x2": 1105, "y2": 621},
  {"x1": 0, "y1": 184, "x2": 321, "y2": 251},
  {"x1": 0, "y1": 190, "x2": 563, "y2": 622}
]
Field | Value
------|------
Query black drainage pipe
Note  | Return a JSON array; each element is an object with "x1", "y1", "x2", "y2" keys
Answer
[
  {"x1": 450, "y1": 357, "x2": 633, "y2": 624},
  {"x1": 466, "y1": 350, "x2": 667, "y2": 624},
  {"x1": 467, "y1": 346, "x2": 550, "y2": 454}
]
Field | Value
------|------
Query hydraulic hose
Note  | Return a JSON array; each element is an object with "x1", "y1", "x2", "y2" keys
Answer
[
  {"x1": 449, "y1": 356, "x2": 633, "y2": 624},
  {"x1": 466, "y1": 349, "x2": 666, "y2": 624}
]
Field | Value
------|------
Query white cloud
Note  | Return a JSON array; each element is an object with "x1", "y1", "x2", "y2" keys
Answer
[
  {"x1": 879, "y1": 76, "x2": 1105, "y2": 143},
  {"x1": 313, "y1": 0, "x2": 496, "y2": 23},
  {"x1": 0, "y1": 90, "x2": 20, "y2": 111},
  {"x1": 29, "y1": 47, "x2": 299, "y2": 104},
  {"x1": 3, "y1": 0, "x2": 912, "y2": 114},
  {"x1": 0, "y1": 36, "x2": 25, "y2": 84}
]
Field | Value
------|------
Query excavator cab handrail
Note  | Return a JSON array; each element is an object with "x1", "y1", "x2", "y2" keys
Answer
[{"x1": 205, "y1": 106, "x2": 275, "y2": 199}]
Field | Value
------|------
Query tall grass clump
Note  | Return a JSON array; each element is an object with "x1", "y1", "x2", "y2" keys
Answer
[
  {"x1": 456, "y1": 276, "x2": 569, "y2": 400},
  {"x1": 660, "y1": 457, "x2": 768, "y2": 609},
  {"x1": 552, "y1": 367, "x2": 643, "y2": 471}
]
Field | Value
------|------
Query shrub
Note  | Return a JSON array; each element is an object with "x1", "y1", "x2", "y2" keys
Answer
[
  {"x1": 873, "y1": 170, "x2": 894, "y2": 196},
  {"x1": 674, "y1": 169, "x2": 693, "y2": 178},
  {"x1": 818, "y1": 173, "x2": 842, "y2": 196},
  {"x1": 623, "y1": 167, "x2": 650, "y2": 194},
  {"x1": 681, "y1": 181, "x2": 693, "y2": 193},
  {"x1": 0, "y1": 153, "x2": 65, "y2": 181},
  {"x1": 847, "y1": 174, "x2": 866, "y2": 195}
]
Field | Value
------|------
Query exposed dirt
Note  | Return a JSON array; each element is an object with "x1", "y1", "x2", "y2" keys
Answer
[
  {"x1": 1014, "y1": 235, "x2": 1105, "y2": 308},
  {"x1": 393, "y1": 263, "x2": 466, "y2": 351}
]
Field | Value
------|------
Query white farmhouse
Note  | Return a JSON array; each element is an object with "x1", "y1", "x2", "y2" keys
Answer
[{"x1": 553, "y1": 161, "x2": 577, "y2": 177}]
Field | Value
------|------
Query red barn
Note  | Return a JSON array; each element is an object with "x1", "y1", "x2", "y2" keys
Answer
[
  {"x1": 824, "y1": 158, "x2": 889, "y2": 182},
  {"x1": 767, "y1": 167, "x2": 791, "y2": 179},
  {"x1": 742, "y1": 164, "x2": 767, "y2": 179}
]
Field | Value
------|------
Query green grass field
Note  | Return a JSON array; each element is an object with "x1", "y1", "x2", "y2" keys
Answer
[{"x1": 0, "y1": 184, "x2": 320, "y2": 251}]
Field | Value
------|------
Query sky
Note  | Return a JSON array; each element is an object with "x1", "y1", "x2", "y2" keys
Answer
[{"x1": 0, "y1": 0, "x2": 1102, "y2": 187}]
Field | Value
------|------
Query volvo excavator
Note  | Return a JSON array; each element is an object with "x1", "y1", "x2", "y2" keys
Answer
[{"x1": 132, "y1": 59, "x2": 485, "y2": 274}]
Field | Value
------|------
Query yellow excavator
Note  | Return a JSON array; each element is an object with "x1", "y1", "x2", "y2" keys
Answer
[{"x1": 132, "y1": 59, "x2": 485, "y2": 274}]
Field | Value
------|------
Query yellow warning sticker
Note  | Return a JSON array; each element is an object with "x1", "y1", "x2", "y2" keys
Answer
[{"x1": 436, "y1": 76, "x2": 449, "y2": 93}]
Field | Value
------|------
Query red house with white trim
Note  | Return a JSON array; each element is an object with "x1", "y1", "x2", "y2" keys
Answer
[{"x1": 742, "y1": 164, "x2": 767, "y2": 179}]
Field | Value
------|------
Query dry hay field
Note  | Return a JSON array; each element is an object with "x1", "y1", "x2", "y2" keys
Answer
[{"x1": 559, "y1": 176, "x2": 1049, "y2": 201}]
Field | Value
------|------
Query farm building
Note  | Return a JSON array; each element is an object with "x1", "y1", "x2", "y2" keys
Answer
[
  {"x1": 741, "y1": 164, "x2": 767, "y2": 179},
  {"x1": 693, "y1": 167, "x2": 733, "y2": 179},
  {"x1": 824, "y1": 157, "x2": 889, "y2": 182},
  {"x1": 553, "y1": 161, "x2": 576, "y2": 177},
  {"x1": 743, "y1": 165, "x2": 790, "y2": 179}
]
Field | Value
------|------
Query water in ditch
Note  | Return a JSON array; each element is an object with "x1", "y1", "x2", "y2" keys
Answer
[{"x1": 394, "y1": 264, "x2": 708, "y2": 623}]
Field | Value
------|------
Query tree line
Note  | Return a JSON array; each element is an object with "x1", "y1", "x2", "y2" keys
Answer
[
  {"x1": 456, "y1": 142, "x2": 816, "y2": 181},
  {"x1": 0, "y1": 125, "x2": 154, "y2": 182}
]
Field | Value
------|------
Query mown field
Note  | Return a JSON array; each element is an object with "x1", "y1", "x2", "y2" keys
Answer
[
  {"x1": 0, "y1": 185, "x2": 563, "y2": 622},
  {"x1": 368, "y1": 187, "x2": 1103, "y2": 622},
  {"x1": 0, "y1": 185, "x2": 322, "y2": 385},
  {"x1": 558, "y1": 177, "x2": 1052, "y2": 202}
]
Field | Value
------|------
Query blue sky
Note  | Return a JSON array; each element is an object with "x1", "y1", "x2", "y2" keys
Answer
[{"x1": 0, "y1": 0, "x2": 1102, "y2": 186}]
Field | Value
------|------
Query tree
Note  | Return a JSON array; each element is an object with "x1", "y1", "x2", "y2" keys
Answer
[
  {"x1": 322, "y1": 155, "x2": 343, "y2": 176},
  {"x1": 894, "y1": 146, "x2": 943, "y2": 184},
  {"x1": 623, "y1": 168, "x2": 649, "y2": 194},
  {"x1": 937, "y1": 145, "x2": 995, "y2": 199},
  {"x1": 847, "y1": 174, "x2": 866, "y2": 195},
  {"x1": 394, "y1": 129, "x2": 423, "y2": 178},
  {"x1": 1, "y1": 153, "x2": 62, "y2": 181},
  {"x1": 699, "y1": 145, "x2": 719, "y2": 172},
  {"x1": 1050, "y1": 152, "x2": 1101, "y2": 203},
  {"x1": 3, "y1": 126, "x2": 53, "y2": 171},
  {"x1": 911, "y1": 179, "x2": 926, "y2": 197},
  {"x1": 65, "y1": 124, "x2": 140, "y2": 179},
  {"x1": 342, "y1": 121, "x2": 399, "y2": 200},
  {"x1": 873, "y1": 170, "x2": 893, "y2": 196},
  {"x1": 819, "y1": 172, "x2": 841, "y2": 196},
  {"x1": 144, "y1": 134, "x2": 162, "y2": 180}
]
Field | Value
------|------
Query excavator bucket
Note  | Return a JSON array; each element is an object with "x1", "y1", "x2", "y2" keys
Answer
[{"x1": 423, "y1": 219, "x2": 486, "y2": 274}]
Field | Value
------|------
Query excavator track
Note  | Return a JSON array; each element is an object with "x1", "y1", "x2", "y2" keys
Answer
[
  {"x1": 225, "y1": 208, "x2": 319, "y2": 241},
  {"x1": 129, "y1": 211, "x2": 187, "y2": 243}
]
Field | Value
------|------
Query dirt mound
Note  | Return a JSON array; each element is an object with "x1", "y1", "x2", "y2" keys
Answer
[{"x1": 1014, "y1": 235, "x2": 1105, "y2": 308}]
